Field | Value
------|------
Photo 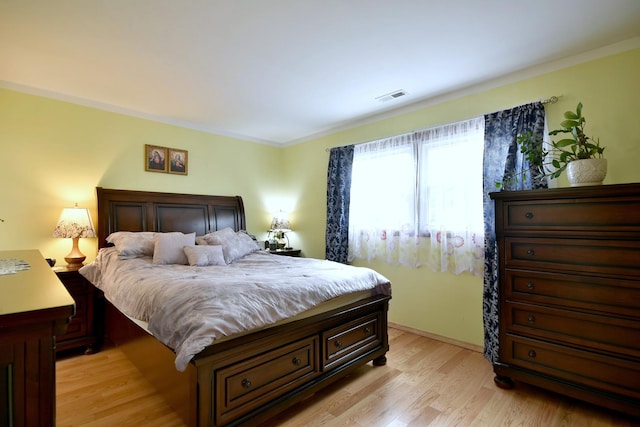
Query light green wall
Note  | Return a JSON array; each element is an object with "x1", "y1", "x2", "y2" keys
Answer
[
  {"x1": 0, "y1": 89, "x2": 284, "y2": 263},
  {"x1": 1, "y1": 48, "x2": 638, "y2": 350},
  {"x1": 283, "y1": 48, "x2": 640, "y2": 348}
]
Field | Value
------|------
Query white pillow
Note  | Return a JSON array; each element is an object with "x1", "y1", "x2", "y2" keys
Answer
[
  {"x1": 152, "y1": 232, "x2": 196, "y2": 265},
  {"x1": 198, "y1": 228, "x2": 259, "y2": 264},
  {"x1": 183, "y1": 245, "x2": 226, "y2": 266},
  {"x1": 106, "y1": 231, "x2": 157, "y2": 259}
]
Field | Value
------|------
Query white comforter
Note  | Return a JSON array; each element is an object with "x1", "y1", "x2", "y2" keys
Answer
[{"x1": 80, "y1": 247, "x2": 391, "y2": 371}]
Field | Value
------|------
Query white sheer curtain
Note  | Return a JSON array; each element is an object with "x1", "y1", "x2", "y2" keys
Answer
[{"x1": 348, "y1": 117, "x2": 485, "y2": 276}]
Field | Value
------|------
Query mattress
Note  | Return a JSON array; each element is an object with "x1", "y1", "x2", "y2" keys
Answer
[{"x1": 81, "y1": 247, "x2": 391, "y2": 370}]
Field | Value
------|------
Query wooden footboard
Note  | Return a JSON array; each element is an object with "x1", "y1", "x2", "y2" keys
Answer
[{"x1": 103, "y1": 292, "x2": 390, "y2": 426}]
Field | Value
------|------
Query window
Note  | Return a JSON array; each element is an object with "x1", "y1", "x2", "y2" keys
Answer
[{"x1": 348, "y1": 117, "x2": 485, "y2": 275}]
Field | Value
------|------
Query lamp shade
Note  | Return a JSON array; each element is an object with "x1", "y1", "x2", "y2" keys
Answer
[
  {"x1": 269, "y1": 212, "x2": 291, "y2": 231},
  {"x1": 53, "y1": 206, "x2": 96, "y2": 238}
]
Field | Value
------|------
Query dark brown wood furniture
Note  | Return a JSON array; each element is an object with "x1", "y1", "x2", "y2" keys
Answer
[
  {"x1": 92, "y1": 187, "x2": 391, "y2": 427},
  {"x1": 268, "y1": 248, "x2": 301, "y2": 257},
  {"x1": 54, "y1": 267, "x2": 100, "y2": 355},
  {"x1": 490, "y1": 183, "x2": 640, "y2": 417},
  {"x1": 0, "y1": 250, "x2": 75, "y2": 427}
]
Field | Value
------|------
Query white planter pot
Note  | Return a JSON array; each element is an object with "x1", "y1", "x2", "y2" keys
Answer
[{"x1": 566, "y1": 158, "x2": 607, "y2": 187}]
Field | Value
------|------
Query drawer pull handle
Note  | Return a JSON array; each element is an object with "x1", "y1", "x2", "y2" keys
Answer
[
  {"x1": 526, "y1": 282, "x2": 534, "y2": 290},
  {"x1": 528, "y1": 350, "x2": 536, "y2": 358},
  {"x1": 527, "y1": 315, "x2": 536, "y2": 323},
  {"x1": 364, "y1": 327, "x2": 371, "y2": 334},
  {"x1": 292, "y1": 357, "x2": 301, "y2": 366},
  {"x1": 526, "y1": 249, "x2": 535, "y2": 256},
  {"x1": 335, "y1": 340, "x2": 343, "y2": 348},
  {"x1": 525, "y1": 212, "x2": 534, "y2": 219},
  {"x1": 241, "y1": 378, "x2": 252, "y2": 389}
]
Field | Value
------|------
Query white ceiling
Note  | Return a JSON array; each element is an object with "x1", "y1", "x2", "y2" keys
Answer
[{"x1": 2, "y1": 1, "x2": 640, "y2": 145}]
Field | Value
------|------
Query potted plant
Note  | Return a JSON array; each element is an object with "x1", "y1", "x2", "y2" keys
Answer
[
  {"x1": 496, "y1": 102, "x2": 606, "y2": 189},
  {"x1": 548, "y1": 101, "x2": 606, "y2": 186},
  {"x1": 496, "y1": 130, "x2": 549, "y2": 190}
]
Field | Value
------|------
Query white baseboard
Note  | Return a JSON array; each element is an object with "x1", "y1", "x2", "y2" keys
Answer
[{"x1": 388, "y1": 322, "x2": 484, "y2": 354}]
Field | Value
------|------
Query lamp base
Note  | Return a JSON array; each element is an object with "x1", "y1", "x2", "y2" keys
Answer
[
  {"x1": 64, "y1": 256, "x2": 85, "y2": 271},
  {"x1": 64, "y1": 237, "x2": 86, "y2": 271}
]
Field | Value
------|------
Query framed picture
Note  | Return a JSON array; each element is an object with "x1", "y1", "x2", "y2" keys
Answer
[
  {"x1": 168, "y1": 148, "x2": 188, "y2": 175},
  {"x1": 145, "y1": 145, "x2": 168, "y2": 172}
]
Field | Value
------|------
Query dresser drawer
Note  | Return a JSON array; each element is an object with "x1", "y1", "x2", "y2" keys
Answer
[
  {"x1": 503, "y1": 335, "x2": 640, "y2": 399},
  {"x1": 322, "y1": 313, "x2": 381, "y2": 370},
  {"x1": 501, "y1": 199, "x2": 640, "y2": 232},
  {"x1": 505, "y1": 269, "x2": 640, "y2": 318},
  {"x1": 505, "y1": 302, "x2": 640, "y2": 358},
  {"x1": 215, "y1": 336, "x2": 319, "y2": 423},
  {"x1": 505, "y1": 237, "x2": 640, "y2": 278}
]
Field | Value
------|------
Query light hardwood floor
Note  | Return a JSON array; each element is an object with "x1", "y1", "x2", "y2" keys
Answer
[{"x1": 56, "y1": 327, "x2": 637, "y2": 426}]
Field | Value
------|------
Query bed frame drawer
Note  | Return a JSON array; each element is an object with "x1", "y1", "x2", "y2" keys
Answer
[
  {"x1": 215, "y1": 336, "x2": 320, "y2": 424},
  {"x1": 322, "y1": 313, "x2": 381, "y2": 370}
]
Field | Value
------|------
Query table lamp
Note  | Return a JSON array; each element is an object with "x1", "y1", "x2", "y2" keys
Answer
[
  {"x1": 269, "y1": 211, "x2": 292, "y2": 250},
  {"x1": 52, "y1": 204, "x2": 96, "y2": 270}
]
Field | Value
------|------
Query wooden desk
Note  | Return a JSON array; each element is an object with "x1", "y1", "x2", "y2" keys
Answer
[{"x1": 0, "y1": 250, "x2": 75, "y2": 427}]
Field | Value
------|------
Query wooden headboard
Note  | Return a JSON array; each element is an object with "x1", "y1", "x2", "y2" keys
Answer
[{"x1": 96, "y1": 187, "x2": 246, "y2": 248}]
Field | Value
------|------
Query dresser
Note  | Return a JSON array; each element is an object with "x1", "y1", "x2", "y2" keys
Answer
[
  {"x1": 0, "y1": 250, "x2": 75, "y2": 427},
  {"x1": 490, "y1": 183, "x2": 640, "y2": 417}
]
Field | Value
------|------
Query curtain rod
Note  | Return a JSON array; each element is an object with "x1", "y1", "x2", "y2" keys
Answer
[
  {"x1": 325, "y1": 95, "x2": 561, "y2": 152},
  {"x1": 541, "y1": 95, "x2": 560, "y2": 105}
]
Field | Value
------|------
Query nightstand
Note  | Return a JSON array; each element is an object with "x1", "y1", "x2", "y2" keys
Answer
[
  {"x1": 269, "y1": 248, "x2": 302, "y2": 257},
  {"x1": 54, "y1": 267, "x2": 101, "y2": 354}
]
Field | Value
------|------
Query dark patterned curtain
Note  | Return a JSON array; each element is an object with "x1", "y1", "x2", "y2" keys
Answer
[
  {"x1": 482, "y1": 102, "x2": 546, "y2": 363},
  {"x1": 325, "y1": 145, "x2": 355, "y2": 263}
]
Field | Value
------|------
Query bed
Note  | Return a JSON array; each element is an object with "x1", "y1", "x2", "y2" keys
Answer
[{"x1": 82, "y1": 187, "x2": 392, "y2": 426}]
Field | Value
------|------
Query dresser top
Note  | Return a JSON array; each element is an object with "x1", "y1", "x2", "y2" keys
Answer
[
  {"x1": 0, "y1": 249, "x2": 75, "y2": 318},
  {"x1": 490, "y1": 182, "x2": 640, "y2": 201}
]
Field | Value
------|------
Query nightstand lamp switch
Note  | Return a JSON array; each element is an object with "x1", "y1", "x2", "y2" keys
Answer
[{"x1": 53, "y1": 204, "x2": 96, "y2": 270}]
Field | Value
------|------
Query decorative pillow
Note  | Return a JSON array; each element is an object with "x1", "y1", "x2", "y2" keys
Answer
[
  {"x1": 183, "y1": 245, "x2": 226, "y2": 266},
  {"x1": 198, "y1": 228, "x2": 259, "y2": 264},
  {"x1": 152, "y1": 232, "x2": 196, "y2": 265},
  {"x1": 106, "y1": 231, "x2": 157, "y2": 259}
]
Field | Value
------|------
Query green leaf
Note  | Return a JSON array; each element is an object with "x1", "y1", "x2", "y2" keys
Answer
[
  {"x1": 560, "y1": 119, "x2": 579, "y2": 129},
  {"x1": 554, "y1": 138, "x2": 576, "y2": 148},
  {"x1": 564, "y1": 111, "x2": 578, "y2": 120}
]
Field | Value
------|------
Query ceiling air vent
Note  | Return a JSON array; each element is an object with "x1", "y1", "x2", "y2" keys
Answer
[{"x1": 375, "y1": 90, "x2": 408, "y2": 103}]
